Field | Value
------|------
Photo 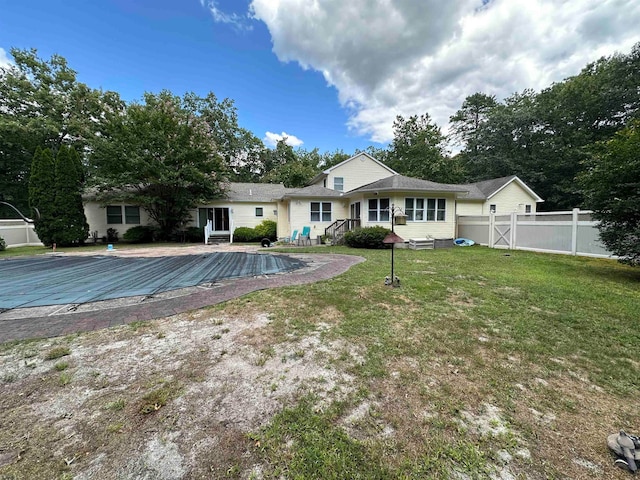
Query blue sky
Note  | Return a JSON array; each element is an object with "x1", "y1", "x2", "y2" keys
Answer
[{"x1": 1, "y1": 0, "x2": 639, "y2": 154}]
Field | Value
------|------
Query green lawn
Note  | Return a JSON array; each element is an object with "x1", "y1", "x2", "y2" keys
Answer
[{"x1": 228, "y1": 246, "x2": 640, "y2": 479}]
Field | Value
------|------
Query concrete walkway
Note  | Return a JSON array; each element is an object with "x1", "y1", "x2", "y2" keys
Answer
[{"x1": 0, "y1": 247, "x2": 364, "y2": 343}]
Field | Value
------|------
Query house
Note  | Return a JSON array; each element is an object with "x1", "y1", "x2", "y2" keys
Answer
[{"x1": 83, "y1": 153, "x2": 543, "y2": 244}]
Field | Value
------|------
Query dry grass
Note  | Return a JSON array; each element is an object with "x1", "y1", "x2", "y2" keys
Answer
[{"x1": 1, "y1": 246, "x2": 638, "y2": 479}]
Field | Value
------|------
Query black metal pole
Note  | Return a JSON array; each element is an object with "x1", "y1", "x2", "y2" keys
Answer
[{"x1": 390, "y1": 203, "x2": 394, "y2": 281}]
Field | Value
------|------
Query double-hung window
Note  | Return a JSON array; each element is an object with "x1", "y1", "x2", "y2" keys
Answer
[
  {"x1": 333, "y1": 177, "x2": 344, "y2": 191},
  {"x1": 405, "y1": 198, "x2": 446, "y2": 221},
  {"x1": 106, "y1": 205, "x2": 123, "y2": 224},
  {"x1": 255, "y1": 207, "x2": 264, "y2": 217},
  {"x1": 368, "y1": 198, "x2": 390, "y2": 222},
  {"x1": 107, "y1": 205, "x2": 141, "y2": 224},
  {"x1": 125, "y1": 206, "x2": 141, "y2": 224},
  {"x1": 310, "y1": 202, "x2": 332, "y2": 222}
]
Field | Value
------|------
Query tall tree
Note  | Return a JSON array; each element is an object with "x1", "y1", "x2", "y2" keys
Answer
[
  {"x1": 449, "y1": 92, "x2": 498, "y2": 168},
  {"x1": 28, "y1": 147, "x2": 56, "y2": 245},
  {"x1": 90, "y1": 91, "x2": 228, "y2": 239},
  {"x1": 262, "y1": 140, "x2": 318, "y2": 187},
  {"x1": 386, "y1": 114, "x2": 463, "y2": 183},
  {"x1": 581, "y1": 121, "x2": 640, "y2": 266},
  {"x1": 0, "y1": 48, "x2": 119, "y2": 217},
  {"x1": 52, "y1": 146, "x2": 89, "y2": 245}
]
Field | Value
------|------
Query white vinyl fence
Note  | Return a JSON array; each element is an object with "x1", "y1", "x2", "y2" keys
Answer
[
  {"x1": 457, "y1": 209, "x2": 614, "y2": 258},
  {"x1": 0, "y1": 219, "x2": 43, "y2": 248}
]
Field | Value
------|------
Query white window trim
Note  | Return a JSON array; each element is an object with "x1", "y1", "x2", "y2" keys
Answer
[
  {"x1": 310, "y1": 201, "x2": 332, "y2": 222},
  {"x1": 368, "y1": 198, "x2": 390, "y2": 222},
  {"x1": 405, "y1": 197, "x2": 446, "y2": 222}
]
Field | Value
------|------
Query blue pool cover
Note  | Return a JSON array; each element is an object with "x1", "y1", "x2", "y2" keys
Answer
[{"x1": 0, "y1": 252, "x2": 306, "y2": 309}]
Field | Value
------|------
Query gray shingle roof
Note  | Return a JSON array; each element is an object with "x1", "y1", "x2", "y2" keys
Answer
[
  {"x1": 459, "y1": 175, "x2": 517, "y2": 200},
  {"x1": 223, "y1": 182, "x2": 286, "y2": 202},
  {"x1": 348, "y1": 174, "x2": 469, "y2": 195},
  {"x1": 283, "y1": 185, "x2": 346, "y2": 198}
]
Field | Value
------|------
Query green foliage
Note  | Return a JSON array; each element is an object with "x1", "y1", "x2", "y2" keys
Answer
[
  {"x1": 29, "y1": 146, "x2": 88, "y2": 246},
  {"x1": 452, "y1": 44, "x2": 640, "y2": 210},
  {"x1": 122, "y1": 225, "x2": 155, "y2": 244},
  {"x1": 90, "y1": 91, "x2": 228, "y2": 239},
  {"x1": 106, "y1": 228, "x2": 119, "y2": 243},
  {"x1": 0, "y1": 236, "x2": 5, "y2": 251},
  {"x1": 386, "y1": 113, "x2": 464, "y2": 184},
  {"x1": 0, "y1": 48, "x2": 120, "y2": 218},
  {"x1": 261, "y1": 140, "x2": 319, "y2": 187},
  {"x1": 343, "y1": 226, "x2": 391, "y2": 249},
  {"x1": 183, "y1": 226, "x2": 203, "y2": 243},
  {"x1": 29, "y1": 147, "x2": 56, "y2": 245},
  {"x1": 52, "y1": 146, "x2": 89, "y2": 246},
  {"x1": 254, "y1": 219, "x2": 277, "y2": 241},
  {"x1": 582, "y1": 121, "x2": 640, "y2": 265},
  {"x1": 233, "y1": 226, "x2": 261, "y2": 242}
]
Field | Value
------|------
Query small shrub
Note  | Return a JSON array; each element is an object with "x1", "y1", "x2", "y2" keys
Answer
[
  {"x1": 106, "y1": 228, "x2": 119, "y2": 243},
  {"x1": 255, "y1": 220, "x2": 277, "y2": 241},
  {"x1": 233, "y1": 226, "x2": 260, "y2": 242},
  {"x1": 122, "y1": 225, "x2": 155, "y2": 244},
  {"x1": 44, "y1": 346, "x2": 71, "y2": 360},
  {"x1": 0, "y1": 235, "x2": 6, "y2": 251},
  {"x1": 343, "y1": 226, "x2": 392, "y2": 249},
  {"x1": 184, "y1": 226, "x2": 203, "y2": 243}
]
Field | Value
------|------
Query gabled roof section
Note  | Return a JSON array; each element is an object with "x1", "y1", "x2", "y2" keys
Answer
[
  {"x1": 309, "y1": 152, "x2": 397, "y2": 185},
  {"x1": 283, "y1": 184, "x2": 345, "y2": 199},
  {"x1": 460, "y1": 176, "x2": 543, "y2": 202},
  {"x1": 348, "y1": 174, "x2": 469, "y2": 195},
  {"x1": 224, "y1": 182, "x2": 287, "y2": 202}
]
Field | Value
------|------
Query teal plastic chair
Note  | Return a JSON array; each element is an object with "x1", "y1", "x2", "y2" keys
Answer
[
  {"x1": 299, "y1": 226, "x2": 311, "y2": 245},
  {"x1": 289, "y1": 230, "x2": 298, "y2": 245}
]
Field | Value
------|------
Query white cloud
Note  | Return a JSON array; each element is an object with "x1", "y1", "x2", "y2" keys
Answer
[
  {"x1": 200, "y1": 0, "x2": 252, "y2": 31},
  {"x1": 263, "y1": 131, "x2": 304, "y2": 147},
  {"x1": 250, "y1": 0, "x2": 640, "y2": 143},
  {"x1": 0, "y1": 47, "x2": 13, "y2": 69}
]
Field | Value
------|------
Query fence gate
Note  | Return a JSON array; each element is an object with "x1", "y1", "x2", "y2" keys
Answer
[{"x1": 489, "y1": 214, "x2": 515, "y2": 249}]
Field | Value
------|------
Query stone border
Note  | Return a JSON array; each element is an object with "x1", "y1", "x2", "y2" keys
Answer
[{"x1": 0, "y1": 253, "x2": 364, "y2": 343}]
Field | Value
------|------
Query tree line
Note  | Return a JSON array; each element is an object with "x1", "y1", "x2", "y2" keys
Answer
[{"x1": 0, "y1": 46, "x2": 638, "y2": 263}]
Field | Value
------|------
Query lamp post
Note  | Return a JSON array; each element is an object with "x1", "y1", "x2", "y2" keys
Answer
[{"x1": 382, "y1": 203, "x2": 405, "y2": 287}]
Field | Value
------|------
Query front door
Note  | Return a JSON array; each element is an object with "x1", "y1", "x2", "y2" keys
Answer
[{"x1": 350, "y1": 202, "x2": 361, "y2": 220}]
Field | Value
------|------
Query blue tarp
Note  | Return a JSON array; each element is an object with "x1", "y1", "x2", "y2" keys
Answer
[{"x1": 0, "y1": 252, "x2": 305, "y2": 309}]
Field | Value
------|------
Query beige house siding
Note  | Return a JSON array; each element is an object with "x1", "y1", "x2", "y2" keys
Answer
[
  {"x1": 84, "y1": 202, "x2": 154, "y2": 239},
  {"x1": 193, "y1": 201, "x2": 278, "y2": 231},
  {"x1": 486, "y1": 182, "x2": 538, "y2": 215},
  {"x1": 276, "y1": 200, "x2": 290, "y2": 239},
  {"x1": 230, "y1": 202, "x2": 277, "y2": 230},
  {"x1": 351, "y1": 193, "x2": 457, "y2": 239},
  {"x1": 315, "y1": 153, "x2": 395, "y2": 192},
  {"x1": 456, "y1": 201, "x2": 484, "y2": 216},
  {"x1": 288, "y1": 198, "x2": 349, "y2": 240}
]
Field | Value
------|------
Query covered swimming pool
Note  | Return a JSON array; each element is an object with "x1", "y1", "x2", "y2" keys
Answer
[{"x1": 0, "y1": 252, "x2": 306, "y2": 310}]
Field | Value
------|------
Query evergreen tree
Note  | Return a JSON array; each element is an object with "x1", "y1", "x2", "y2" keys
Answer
[
  {"x1": 53, "y1": 146, "x2": 89, "y2": 245},
  {"x1": 28, "y1": 147, "x2": 56, "y2": 246}
]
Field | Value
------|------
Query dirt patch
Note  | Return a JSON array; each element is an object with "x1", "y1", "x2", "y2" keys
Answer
[{"x1": 0, "y1": 310, "x2": 363, "y2": 479}]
